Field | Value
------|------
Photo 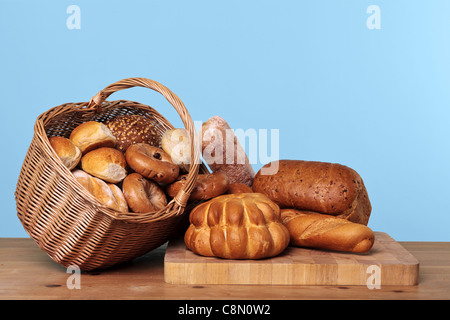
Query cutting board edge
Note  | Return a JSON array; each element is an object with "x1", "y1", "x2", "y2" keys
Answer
[{"x1": 164, "y1": 231, "x2": 420, "y2": 286}]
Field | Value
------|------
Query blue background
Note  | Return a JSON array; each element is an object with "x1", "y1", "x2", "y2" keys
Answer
[{"x1": 1, "y1": 0, "x2": 449, "y2": 240}]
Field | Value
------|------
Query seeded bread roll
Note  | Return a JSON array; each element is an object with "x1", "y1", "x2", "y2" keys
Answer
[
  {"x1": 105, "y1": 114, "x2": 161, "y2": 152},
  {"x1": 252, "y1": 160, "x2": 372, "y2": 225}
]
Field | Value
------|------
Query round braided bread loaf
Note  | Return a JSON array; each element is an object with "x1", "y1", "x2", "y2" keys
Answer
[{"x1": 184, "y1": 193, "x2": 290, "y2": 259}]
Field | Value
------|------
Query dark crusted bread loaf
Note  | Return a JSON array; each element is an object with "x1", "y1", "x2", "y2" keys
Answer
[{"x1": 252, "y1": 160, "x2": 372, "y2": 225}]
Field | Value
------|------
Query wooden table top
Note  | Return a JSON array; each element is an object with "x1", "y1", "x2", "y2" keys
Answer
[{"x1": 1, "y1": 237, "x2": 449, "y2": 300}]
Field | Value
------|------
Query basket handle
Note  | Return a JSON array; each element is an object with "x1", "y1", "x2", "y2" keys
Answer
[{"x1": 87, "y1": 77, "x2": 200, "y2": 210}]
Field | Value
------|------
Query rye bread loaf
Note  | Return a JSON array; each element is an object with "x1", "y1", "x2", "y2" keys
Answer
[{"x1": 252, "y1": 160, "x2": 372, "y2": 225}]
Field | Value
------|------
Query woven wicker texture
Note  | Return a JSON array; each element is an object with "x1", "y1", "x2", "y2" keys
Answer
[{"x1": 15, "y1": 78, "x2": 208, "y2": 271}]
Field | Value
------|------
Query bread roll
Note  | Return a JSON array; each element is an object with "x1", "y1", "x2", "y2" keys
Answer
[
  {"x1": 105, "y1": 114, "x2": 161, "y2": 152},
  {"x1": 48, "y1": 136, "x2": 81, "y2": 170},
  {"x1": 161, "y1": 128, "x2": 191, "y2": 172},
  {"x1": 69, "y1": 121, "x2": 117, "y2": 154},
  {"x1": 201, "y1": 116, "x2": 255, "y2": 186},
  {"x1": 72, "y1": 169, "x2": 128, "y2": 212},
  {"x1": 125, "y1": 143, "x2": 179, "y2": 184},
  {"x1": 166, "y1": 172, "x2": 229, "y2": 201},
  {"x1": 122, "y1": 173, "x2": 167, "y2": 213},
  {"x1": 252, "y1": 160, "x2": 371, "y2": 225},
  {"x1": 81, "y1": 147, "x2": 127, "y2": 184},
  {"x1": 108, "y1": 183, "x2": 129, "y2": 213},
  {"x1": 184, "y1": 193, "x2": 290, "y2": 259},
  {"x1": 280, "y1": 209, "x2": 375, "y2": 253},
  {"x1": 226, "y1": 183, "x2": 253, "y2": 194}
]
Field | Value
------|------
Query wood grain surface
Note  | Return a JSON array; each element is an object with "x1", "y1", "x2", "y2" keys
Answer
[
  {"x1": 1, "y1": 237, "x2": 449, "y2": 300},
  {"x1": 164, "y1": 232, "x2": 419, "y2": 285}
]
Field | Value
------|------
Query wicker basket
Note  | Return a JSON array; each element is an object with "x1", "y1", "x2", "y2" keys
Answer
[{"x1": 15, "y1": 77, "x2": 208, "y2": 271}]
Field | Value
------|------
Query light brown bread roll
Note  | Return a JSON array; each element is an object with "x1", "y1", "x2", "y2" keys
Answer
[
  {"x1": 72, "y1": 169, "x2": 128, "y2": 212},
  {"x1": 201, "y1": 116, "x2": 255, "y2": 186},
  {"x1": 48, "y1": 136, "x2": 82, "y2": 170},
  {"x1": 81, "y1": 147, "x2": 127, "y2": 184},
  {"x1": 69, "y1": 121, "x2": 117, "y2": 154},
  {"x1": 280, "y1": 209, "x2": 375, "y2": 253},
  {"x1": 161, "y1": 128, "x2": 191, "y2": 172},
  {"x1": 252, "y1": 160, "x2": 372, "y2": 225},
  {"x1": 108, "y1": 183, "x2": 129, "y2": 213},
  {"x1": 184, "y1": 193, "x2": 290, "y2": 259}
]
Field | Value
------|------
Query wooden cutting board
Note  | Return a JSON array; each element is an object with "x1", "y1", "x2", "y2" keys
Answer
[{"x1": 164, "y1": 232, "x2": 419, "y2": 286}]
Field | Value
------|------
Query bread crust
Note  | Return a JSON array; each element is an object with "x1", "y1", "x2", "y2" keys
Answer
[
  {"x1": 80, "y1": 147, "x2": 127, "y2": 184},
  {"x1": 252, "y1": 160, "x2": 371, "y2": 225},
  {"x1": 201, "y1": 116, "x2": 255, "y2": 186},
  {"x1": 166, "y1": 172, "x2": 229, "y2": 201},
  {"x1": 184, "y1": 193, "x2": 290, "y2": 259},
  {"x1": 49, "y1": 136, "x2": 81, "y2": 170},
  {"x1": 125, "y1": 143, "x2": 179, "y2": 184},
  {"x1": 69, "y1": 121, "x2": 116, "y2": 154},
  {"x1": 122, "y1": 173, "x2": 167, "y2": 213},
  {"x1": 105, "y1": 114, "x2": 161, "y2": 152},
  {"x1": 72, "y1": 169, "x2": 128, "y2": 212},
  {"x1": 280, "y1": 209, "x2": 375, "y2": 253},
  {"x1": 226, "y1": 182, "x2": 253, "y2": 194}
]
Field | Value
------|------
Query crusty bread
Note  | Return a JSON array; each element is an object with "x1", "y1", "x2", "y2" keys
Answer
[
  {"x1": 252, "y1": 160, "x2": 372, "y2": 225},
  {"x1": 201, "y1": 116, "x2": 255, "y2": 186},
  {"x1": 122, "y1": 173, "x2": 167, "y2": 213},
  {"x1": 184, "y1": 193, "x2": 290, "y2": 259},
  {"x1": 105, "y1": 114, "x2": 161, "y2": 152},
  {"x1": 69, "y1": 121, "x2": 117, "y2": 154},
  {"x1": 80, "y1": 147, "x2": 127, "y2": 184},
  {"x1": 48, "y1": 136, "x2": 81, "y2": 170},
  {"x1": 125, "y1": 143, "x2": 179, "y2": 184},
  {"x1": 280, "y1": 209, "x2": 375, "y2": 253},
  {"x1": 108, "y1": 183, "x2": 129, "y2": 213},
  {"x1": 161, "y1": 128, "x2": 191, "y2": 172},
  {"x1": 166, "y1": 172, "x2": 229, "y2": 201},
  {"x1": 226, "y1": 182, "x2": 253, "y2": 194},
  {"x1": 72, "y1": 169, "x2": 128, "y2": 212}
]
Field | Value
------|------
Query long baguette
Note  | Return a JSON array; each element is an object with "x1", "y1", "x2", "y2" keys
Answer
[{"x1": 280, "y1": 209, "x2": 375, "y2": 253}]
